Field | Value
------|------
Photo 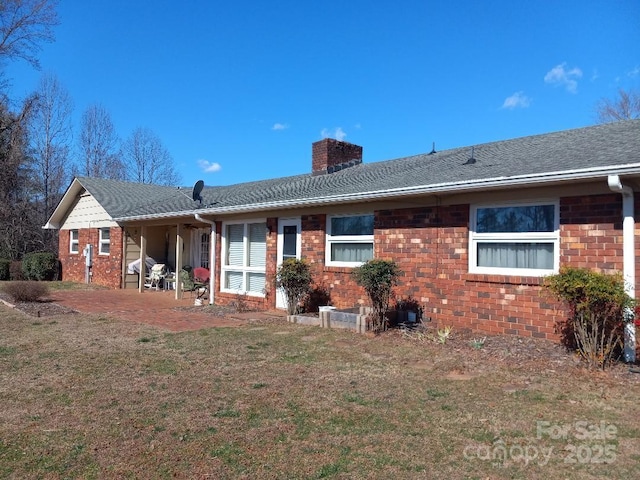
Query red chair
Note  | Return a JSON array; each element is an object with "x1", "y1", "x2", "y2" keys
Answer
[
  {"x1": 192, "y1": 267, "x2": 210, "y2": 300},
  {"x1": 193, "y1": 267, "x2": 209, "y2": 283}
]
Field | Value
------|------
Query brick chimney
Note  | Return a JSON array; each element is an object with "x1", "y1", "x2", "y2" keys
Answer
[{"x1": 312, "y1": 138, "x2": 363, "y2": 175}]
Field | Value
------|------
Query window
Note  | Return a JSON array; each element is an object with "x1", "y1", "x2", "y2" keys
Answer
[
  {"x1": 99, "y1": 228, "x2": 110, "y2": 255},
  {"x1": 200, "y1": 232, "x2": 210, "y2": 269},
  {"x1": 469, "y1": 202, "x2": 559, "y2": 276},
  {"x1": 326, "y1": 214, "x2": 374, "y2": 267},
  {"x1": 69, "y1": 230, "x2": 79, "y2": 254},
  {"x1": 221, "y1": 221, "x2": 266, "y2": 296}
]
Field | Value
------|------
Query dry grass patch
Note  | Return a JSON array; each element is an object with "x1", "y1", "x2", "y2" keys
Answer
[{"x1": 1, "y1": 305, "x2": 639, "y2": 479}]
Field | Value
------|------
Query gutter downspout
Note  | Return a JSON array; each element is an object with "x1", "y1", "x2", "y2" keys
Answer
[
  {"x1": 195, "y1": 214, "x2": 216, "y2": 305},
  {"x1": 608, "y1": 175, "x2": 636, "y2": 363}
]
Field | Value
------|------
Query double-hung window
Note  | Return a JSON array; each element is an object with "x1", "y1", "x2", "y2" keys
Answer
[
  {"x1": 69, "y1": 230, "x2": 79, "y2": 254},
  {"x1": 99, "y1": 228, "x2": 110, "y2": 255},
  {"x1": 221, "y1": 221, "x2": 267, "y2": 296},
  {"x1": 326, "y1": 214, "x2": 374, "y2": 267},
  {"x1": 469, "y1": 202, "x2": 559, "y2": 276}
]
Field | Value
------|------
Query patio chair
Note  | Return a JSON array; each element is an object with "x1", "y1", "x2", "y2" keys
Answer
[
  {"x1": 146, "y1": 263, "x2": 166, "y2": 290},
  {"x1": 179, "y1": 268, "x2": 196, "y2": 296},
  {"x1": 192, "y1": 267, "x2": 210, "y2": 299}
]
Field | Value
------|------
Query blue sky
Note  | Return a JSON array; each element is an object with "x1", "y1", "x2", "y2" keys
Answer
[{"x1": 6, "y1": 0, "x2": 640, "y2": 188}]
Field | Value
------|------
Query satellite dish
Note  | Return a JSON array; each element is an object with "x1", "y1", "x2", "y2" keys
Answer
[{"x1": 192, "y1": 180, "x2": 204, "y2": 205}]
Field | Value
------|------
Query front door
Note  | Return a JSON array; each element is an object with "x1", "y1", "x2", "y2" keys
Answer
[{"x1": 276, "y1": 217, "x2": 301, "y2": 310}]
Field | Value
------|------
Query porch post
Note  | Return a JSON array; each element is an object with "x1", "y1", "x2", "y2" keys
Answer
[
  {"x1": 175, "y1": 223, "x2": 183, "y2": 300},
  {"x1": 139, "y1": 225, "x2": 147, "y2": 293}
]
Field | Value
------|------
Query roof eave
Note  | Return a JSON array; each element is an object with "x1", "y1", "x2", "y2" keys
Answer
[
  {"x1": 114, "y1": 163, "x2": 640, "y2": 222},
  {"x1": 42, "y1": 178, "x2": 86, "y2": 230}
]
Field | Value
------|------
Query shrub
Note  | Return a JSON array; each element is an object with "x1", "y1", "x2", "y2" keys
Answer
[
  {"x1": 544, "y1": 267, "x2": 634, "y2": 369},
  {"x1": 22, "y1": 252, "x2": 59, "y2": 281},
  {"x1": 276, "y1": 258, "x2": 313, "y2": 315},
  {"x1": 0, "y1": 259, "x2": 9, "y2": 281},
  {"x1": 10, "y1": 261, "x2": 24, "y2": 280},
  {"x1": 352, "y1": 259, "x2": 402, "y2": 333},
  {"x1": 1, "y1": 281, "x2": 50, "y2": 302}
]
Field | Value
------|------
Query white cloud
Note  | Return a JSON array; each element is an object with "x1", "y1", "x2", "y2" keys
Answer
[
  {"x1": 502, "y1": 91, "x2": 531, "y2": 109},
  {"x1": 321, "y1": 127, "x2": 347, "y2": 141},
  {"x1": 272, "y1": 123, "x2": 289, "y2": 131},
  {"x1": 197, "y1": 159, "x2": 221, "y2": 173},
  {"x1": 544, "y1": 62, "x2": 583, "y2": 93},
  {"x1": 628, "y1": 66, "x2": 640, "y2": 78}
]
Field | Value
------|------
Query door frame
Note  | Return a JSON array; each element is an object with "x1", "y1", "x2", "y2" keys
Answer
[{"x1": 276, "y1": 217, "x2": 302, "y2": 309}]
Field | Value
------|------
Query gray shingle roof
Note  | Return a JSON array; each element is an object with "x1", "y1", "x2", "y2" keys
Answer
[{"x1": 79, "y1": 120, "x2": 640, "y2": 221}]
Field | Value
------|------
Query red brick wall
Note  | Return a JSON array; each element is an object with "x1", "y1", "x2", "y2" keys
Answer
[
  {"x1": 58, "y1": 227, "x2": 123, "y2": 289},
  {"x1": 288, "y1": 193, "x2": 629, "y2": 341}
]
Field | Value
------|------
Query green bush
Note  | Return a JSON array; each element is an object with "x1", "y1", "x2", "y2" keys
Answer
[
  {"x1": 0, "y1": 259, "x2": 9, "y2": 281},
  {"x1": 276, "y1": 258, "x2": 313, "y2": 315},
  {"x1": 22, "y1": 252, "x2": 59, "y2": 281},
  {"x1": 1, "y1": 281, "x2": 49, "y2": 302},
  {"x1": 544, "y1": 267, "x2": 634, "y2": 369},
  {"x1": 352, "y1": 259, "x2": 402, "y2": 333}
]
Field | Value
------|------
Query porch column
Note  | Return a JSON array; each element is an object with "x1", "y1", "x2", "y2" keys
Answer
[
  {"x1": 175, "y1": 223, "x2": 183, "y2": 300},
  {"x1": 139, "y1": 225, "x2": 147, "y2": 293}
]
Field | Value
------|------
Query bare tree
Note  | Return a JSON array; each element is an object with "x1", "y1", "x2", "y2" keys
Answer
[
  {"x1": 595, "y1": 88, "x2": 640, "y2": 123},
  {"x1": 123, "y1": 127, "x2": 180, "y2": 185},
  {"x1": 0, "y1": 96, "x2": 42, "y2": 259},
  {"x1": 0, "y1": 0, "x2": 58, "y2": 69},
  {"x1": 78, "y1": 104, "x2": 125, "y2": 179},
  {"x1": 29, "y1": 73, "x2": 72, "y2": 216}
]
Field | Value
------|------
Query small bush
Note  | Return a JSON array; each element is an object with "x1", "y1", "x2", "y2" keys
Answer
[
  {"x1": 544, "y1": 267, "x2": 634, "y2": 369},
  {"x1": 10, "y1": 261, "x2": 24, "y2": 280},
  {"x1": 352, "y1": 259, "x2": 402, "y2": 333},
  {"x1": 1, "y1": 281, "x2": 50, "y2": 302},
  {"x1": 276, "y1": 258, "x2": 313, "y2": 315},
  {"x1": 0, "y1": 259, "x2": 9, "y2": 281},
  {"x1": 22, "y1": 252, "x2": 58, "y2": 281}
]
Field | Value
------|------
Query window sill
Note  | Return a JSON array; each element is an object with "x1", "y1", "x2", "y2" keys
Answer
[
  {"x1": 463, "y1": 273, "x2": 544, "y2": 286},
  {"x1": 220, "y1": 289, "x2": 265, "y2": 298},
  {"x1": 323, "y1": 266, "x2": 356, "y2": 274}
]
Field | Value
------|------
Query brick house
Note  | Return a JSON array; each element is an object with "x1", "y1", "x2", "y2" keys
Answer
[{"x1": 45, "y1": 120, "x2": 640, "y2": 354}]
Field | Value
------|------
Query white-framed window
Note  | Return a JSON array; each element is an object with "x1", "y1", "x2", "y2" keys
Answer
[
  {"x1": 221, "y1": 220, "x2": 267, "y2": 296},
  {"x1": 325, "y1": 213, "x2": 374, "y2": 267},
  {"x1": 200, "y1": 232, "x2": 210, "y2": 269},
  {"x1": 469, "y1": 201, "x2": 559, "y2": 276},
  {"x1": 99, "y1": 228, "x2": 111, "y2": 255},
  {"x1": 69, "y1": 229, "x2": 79, "y2": 254}
]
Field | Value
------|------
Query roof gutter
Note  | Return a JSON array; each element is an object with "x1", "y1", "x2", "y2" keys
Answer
[
  {"x1": 195, "y1": 213, "x2": 216, "y2": 306},
  {"x1": 114, "y1": 163, "x2": 640, "y2": 222},
  {"x1": 607, "y1": 175, "x2": 636, "y2": 363}
]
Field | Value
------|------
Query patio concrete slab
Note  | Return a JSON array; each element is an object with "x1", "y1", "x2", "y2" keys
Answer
[{"x1": 50, "y1": 288, "x2": 286, "y2": 332}]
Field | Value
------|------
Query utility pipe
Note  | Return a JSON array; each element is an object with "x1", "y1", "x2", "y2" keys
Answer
[
  {"x1": 608, "y1": 175, "x2": 636, "y2": 363},
  {"x1": 195, "y1": 214, "x2": 216, "y2": 305}
]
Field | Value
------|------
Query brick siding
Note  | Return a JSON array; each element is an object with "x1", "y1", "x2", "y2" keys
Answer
[
  {"x1": 58, "y1": 227, "x2": 123, "y2": 289},
  {"x1": 284, "y1": 193, "x2": 630, "y2": 341}
]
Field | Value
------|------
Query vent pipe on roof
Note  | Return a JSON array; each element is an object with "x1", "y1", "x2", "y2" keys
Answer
[
  {"x1": 463, "y1": 146, "x2": 476, "y2": 165},
  {"x1": 428, "y1": 142, "x2": 436, "y2": 155},
  {"x1": 607, "y1": 174, "x2": 636, "y2": 363}
]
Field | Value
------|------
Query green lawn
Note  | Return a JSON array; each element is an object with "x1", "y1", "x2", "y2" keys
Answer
[{"x1": 1, "y1": 304, "x2": 639, "y2": 479}]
